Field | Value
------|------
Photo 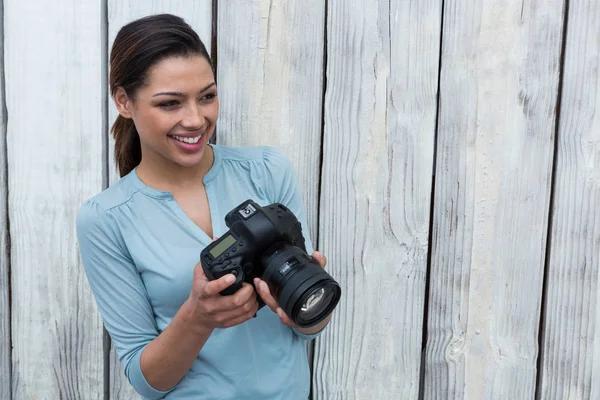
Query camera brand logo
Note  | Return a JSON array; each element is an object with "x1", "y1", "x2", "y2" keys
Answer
[{"x1": 239, "y1": 203, "x2": 257, "y2": 219}]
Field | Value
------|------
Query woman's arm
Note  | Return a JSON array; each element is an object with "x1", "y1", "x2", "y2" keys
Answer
[
  {"x1": 77, "y1": 201, "x2": 258, "y2": 398},
  {"x1": 139, "y1": 270, "x2": 257, "y2": 391},
  {"x1": 139, "y1": 299, "x2": 213, "y2": 391}
]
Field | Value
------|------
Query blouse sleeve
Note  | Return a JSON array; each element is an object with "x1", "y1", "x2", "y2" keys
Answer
[
  {"x1": 76, "y1": 200, "x2": 174, "y2": 399},
  {"x1": 262, "y1": 146, "x2": 329, "y2": 340}
]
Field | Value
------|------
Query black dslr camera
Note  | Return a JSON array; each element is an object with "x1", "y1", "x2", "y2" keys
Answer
[{"x1": 200, "y1": 199, "x2": 341, "y2": 328}]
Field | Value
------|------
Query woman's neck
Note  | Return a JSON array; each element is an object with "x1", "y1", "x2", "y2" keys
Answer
[{"x1": 135, "y1": 145, "x2": 215, "y2": 194}]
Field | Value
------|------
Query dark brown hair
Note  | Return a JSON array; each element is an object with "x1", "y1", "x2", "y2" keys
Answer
[{"x1": 110, "y1": 14, "x2": 213, "y2": 177}]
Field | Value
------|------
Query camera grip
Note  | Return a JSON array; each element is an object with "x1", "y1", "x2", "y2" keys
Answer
[
  {"x1": 220, "y1": 279, "x2": 243, "y2": 296},
  {"x1": 203, "y1": 260, "x2": 244, "y2": 296}
]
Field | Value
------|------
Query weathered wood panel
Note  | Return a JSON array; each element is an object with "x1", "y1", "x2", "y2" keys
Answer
[
  {"x1": 0, "y1": 0, "x2": 8, "y2": 394},
  {"x1": 216, "y1": 0, "x2": 324, "y2": 246},
  {"x1": 423, "y1": 0, "x2": 565, "y2": 399},
  {"x1": 313, "y1": 1, "x2": 441, "y2": 398},
  {"x1": 5, "y1": 0, "x2": 104, "y2": 398},
  {"x1": 107, "y1": 2, "x2": 212, "y2": 398},
  {"x1": 537, "y1": 1, "x2": 600, "y2": 399}
]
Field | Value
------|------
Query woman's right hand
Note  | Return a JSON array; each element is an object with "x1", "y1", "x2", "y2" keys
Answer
[{"x1": 185, "y1": 262, "x2": 259, "y2": 332}]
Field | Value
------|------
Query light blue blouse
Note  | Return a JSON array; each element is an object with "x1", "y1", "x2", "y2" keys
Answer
[{"x1": 76, "y1": 145, "x2": 323, "y2": 399}]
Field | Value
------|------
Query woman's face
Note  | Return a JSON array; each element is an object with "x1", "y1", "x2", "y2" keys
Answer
[{"x1": 118, "y1": 55, "x2": 218, "y2": 170}]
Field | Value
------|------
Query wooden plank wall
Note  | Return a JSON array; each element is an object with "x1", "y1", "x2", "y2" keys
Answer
[
  {"x1": 5, "y1": 0, "x2": 105, "y2": 398},
  {"x1": 313, "y1": 1, "x2": 441, "y2": 399},
  {"x1": 0, "y1": 0, "x2": 8, "y2": 393},
  {"x1": 1, "y1": 1, "x2": 600, "y2": 399},
  {"x1": 423, "y1": 0, "x2": 565, "y2": 399},
  {"x1": 538, "y1": 0, "x2": 600, "y2": 398}
]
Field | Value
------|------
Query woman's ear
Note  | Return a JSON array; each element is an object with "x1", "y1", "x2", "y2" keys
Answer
[{"x1": 113, "y1": 86, "x2": 133, "y2": 118}]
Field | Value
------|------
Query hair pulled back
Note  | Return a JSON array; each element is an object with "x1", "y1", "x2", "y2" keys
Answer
[{"x1": 110, "y1": 14, "x2": 212, "y2": 177}]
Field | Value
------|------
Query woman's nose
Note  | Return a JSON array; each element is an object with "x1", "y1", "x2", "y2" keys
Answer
[{"x1": 181, "y1": 104, "x2": 205, "y2": 129}]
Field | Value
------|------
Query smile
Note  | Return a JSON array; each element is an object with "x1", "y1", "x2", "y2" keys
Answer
[{"x1": 169, "y1": 134, "x2": 202, "y2": 144}]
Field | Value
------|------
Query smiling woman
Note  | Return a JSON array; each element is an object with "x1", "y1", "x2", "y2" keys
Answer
[{"x1": 75, "y1": 13, "x2": 332, "y2": 400}]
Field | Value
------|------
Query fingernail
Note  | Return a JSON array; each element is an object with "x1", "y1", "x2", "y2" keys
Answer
[{"x1": 225, "y1": 274, "x2": 235, "y2": 283}]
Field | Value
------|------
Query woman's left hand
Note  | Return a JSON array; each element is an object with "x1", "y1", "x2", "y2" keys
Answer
[{"x1": 254, "y1": 251, "x2": 327, "y2": 328}]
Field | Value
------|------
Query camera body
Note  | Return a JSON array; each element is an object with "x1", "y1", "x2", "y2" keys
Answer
[
  {"x1": 201, "y1": 199, "x2": 341, "y2": 327},
  {"x1": 200, "y1": 199, "x2": 307, "y2": 296}
]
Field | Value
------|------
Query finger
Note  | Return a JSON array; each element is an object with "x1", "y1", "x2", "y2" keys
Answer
[
  {"x1": 226, "y1": 283, "x2": 256, "y2": 309},
  {"x1": 276, "y1": 307, "x2": 297, "y2": 328},
  {"x1": 312, "y1": 251, "x2": 327, "y2": 269},
  {"x1": 215, "y1": 293, "x2": 259, "y2": 322},
  {"x1": 193, "y1": 262, "x2": 209, "y2": 282},
  {"x1": 254, "y1": 278, "x2": 280, "y2": 312},
  {"x1": 209, "y1": 283, "x2": 256, "y2": 313},
  {"x1": 203, "y1": 273, "x2": 236, "y2": 297},
  {"x1": 204, "y1": 293, "x2": 258, "y2": 327},
  {"x1": 212, "y1": 236, "x2": 220, "y2": 242},
  {"x1": 220, "y1": 301, "x2": 260, "y2": 328}
]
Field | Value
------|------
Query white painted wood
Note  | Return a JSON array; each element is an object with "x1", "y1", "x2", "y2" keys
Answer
[
  {"x1": 216, "y1": 0, "x2": 325, "y2": 247},
  {"x1": 0, "y1": 4, "x2": 8, "y2": 393},
  {"x1": 107, "y1": 2, "x2": 212, "y2": 398},
  {"x1": 423, "y1": 0, "x2": 565, "y2": 399},
  {"x1": 108, "y1": 338, "x2": 137, "y2": 400},
  {"x1": 313, "y1": 1, "x2": 440, "y2": 398},
  {"x1": 5, "y1": 0, "x2": 104, "y2": 398},
  {"x1": 538, "y1": 1, "x2": 600, "y2": 399}
]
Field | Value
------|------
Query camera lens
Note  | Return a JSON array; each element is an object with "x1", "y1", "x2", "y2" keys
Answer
[
  {"x1": 302, "y1": 288, "x2": 324, "y2": 311},
  {"x1": 293, "y1": 282, "x2": 340, "y2": 326},
  {"x1": 261, "y1": 244, "x2": 341, "y2": 328}
]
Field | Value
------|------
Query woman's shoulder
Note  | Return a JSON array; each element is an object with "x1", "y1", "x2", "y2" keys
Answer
[
  {"x1": 76, "y1": 172, "x2": 139, "y2": 224},
  {"x1": 75, "y1": 180, "x2": 135, "y2": 263}
]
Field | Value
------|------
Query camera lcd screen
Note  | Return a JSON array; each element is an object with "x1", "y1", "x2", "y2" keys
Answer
[{"x1": 209, "y1": 234, "x2": 237, "y2": 258}]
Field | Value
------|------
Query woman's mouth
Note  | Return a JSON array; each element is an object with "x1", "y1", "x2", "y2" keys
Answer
[
  {"x1": 169, "y1": 134, "x2": 202, "y2": 144},
  {"x1": 167, "y1": 132, "x2": 206, "y2": 152}
]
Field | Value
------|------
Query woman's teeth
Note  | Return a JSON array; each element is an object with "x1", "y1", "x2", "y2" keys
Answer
[{"x1": 170, "y1": 134, "x2": 202, "y2": 144}]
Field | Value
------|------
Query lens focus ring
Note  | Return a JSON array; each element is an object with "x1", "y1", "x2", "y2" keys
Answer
[{"x1": 261, "y1": 244, "x2": 304, "y2": 284}]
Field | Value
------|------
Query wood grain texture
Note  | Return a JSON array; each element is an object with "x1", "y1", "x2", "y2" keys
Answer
[
  {"x1": 423, "y1": 0, "x2": 565, "y2": 399},
  {"x1": 216, "y1": 0, "x2": 325, "y2": 246},
  {"x1": 313, "y1": 1, "x2": 441, "y2": 398},
  {"x1": 0, "y1": 0, "x2": 8, "y2": 394},
  {"x1": 5, "y1": 0, "x2": 104, "y2": 398},
  {"x1": 107, "y1": 339, "x2": 137, "y2": 400},
  {"x1": 107, "y1": 2, "x2": 212, "y2": 398},
  {"x1": 538, "y1": 1, "x2": 600, "y2": 399}
]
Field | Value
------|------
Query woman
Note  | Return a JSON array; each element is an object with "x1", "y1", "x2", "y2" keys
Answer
[{"x1": 76, "y1": 13, "x2": 331, "y2": 400}]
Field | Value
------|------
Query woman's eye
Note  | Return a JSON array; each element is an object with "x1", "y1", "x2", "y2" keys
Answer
[
  {"x1": 159, "y1": 100, "x2": 179, "y2": 108},
  {"x1": 201, "y1": 93, "x2": 217, "y2": 102}
]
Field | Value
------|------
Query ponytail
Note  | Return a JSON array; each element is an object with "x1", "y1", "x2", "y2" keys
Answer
[{"x1": 112, "y1": 114, "x2": 141, "y2": 177}]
